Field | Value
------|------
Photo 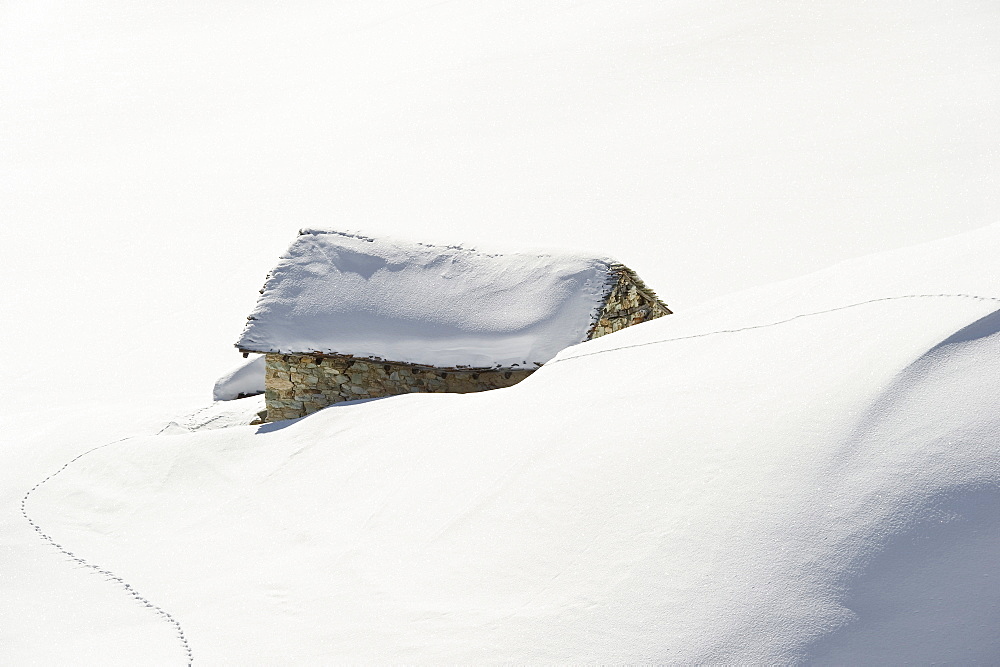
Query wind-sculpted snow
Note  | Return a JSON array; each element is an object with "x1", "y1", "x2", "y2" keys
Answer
[
  {"x1": 27, "y1": 225, "x2": 1000, "y2": 662},
  {"x1": 212, "y1": 356, "x2": 265, "y2": 402},
  {"x1": 799, "y1": 307, "x2": 1000, "y2": 663},
  {"x1": 236, "y1": 229, "x2": 616, "y2": 367}
]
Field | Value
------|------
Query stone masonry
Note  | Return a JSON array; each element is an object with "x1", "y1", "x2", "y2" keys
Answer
[
  {"x1": 588, "y1": 265, "x2": 672, "y2": 338},
  {"x1": 259, "y1": 265, "x2": 670, "y2": 422},
  {"x1": 263, "y1": 354, "x2": 534, "y2": 422}
]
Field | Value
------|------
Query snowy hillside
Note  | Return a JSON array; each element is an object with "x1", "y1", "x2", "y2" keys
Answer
[
  {"x1": 13, "y1": 224, "x2": 1000, "y2": 664},
  {"x1": 3, "y1": 0, "x2": 1000, "y2": 663}
]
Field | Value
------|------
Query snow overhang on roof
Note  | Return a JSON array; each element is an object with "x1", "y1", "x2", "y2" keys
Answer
[{"x1": 236, "y1": 229, "x2": 621, "y2": 368}]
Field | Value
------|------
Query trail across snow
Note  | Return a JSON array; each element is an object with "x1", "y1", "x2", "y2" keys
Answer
[
  {"x1": 552, "y1": 292, "x2": 1000, "y2": 364},
  {"x1": 20, "y1": 438, "x2": 194, "y2": 666}
]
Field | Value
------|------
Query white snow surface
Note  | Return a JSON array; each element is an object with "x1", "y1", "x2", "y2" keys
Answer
[
  {"x1": 212, "y1": 355, "x2": 266, "y2": 401},
  {"x1": 163, "y1": 394, "x2": 266, "y2": 434},
  {"x1": 3, "y1": 0, "x2": 1000, "y2": 663},
  {"x1": 236, "y1": 229, "x2": 617, "y2": 367},
  {"x1": 18, "y1": 224, "x2": 1000, "y2": 663}
]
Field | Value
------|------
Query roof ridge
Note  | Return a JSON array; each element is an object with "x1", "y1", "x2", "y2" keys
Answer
[{"x1": 296, "y1": 228, "x2": 617, "y2": 263}]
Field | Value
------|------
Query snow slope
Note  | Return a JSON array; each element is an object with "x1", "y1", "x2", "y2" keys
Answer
[
  {"x1": 21, "y1": 224, "x2": 1000, "y2": 663},
  {"x1": 237, "y1": 229, "x2": 620, "y2": 367},
  {"x1": 3, "y1": 0, "x2": 1000, "y2": 662}
]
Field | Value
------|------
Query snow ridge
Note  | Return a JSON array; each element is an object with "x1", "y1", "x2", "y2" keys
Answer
[
  {"x1": 20, "y1": 438, "x2": 194, "y2": 666},
  {"x1": 554, "y1": 293, "x2": 1000, "y2": 365}
]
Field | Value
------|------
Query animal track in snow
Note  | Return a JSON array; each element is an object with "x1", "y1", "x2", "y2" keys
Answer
[
  {"x1": 554, "y1": 293, "x2": 1000, "y2": 365},
  {"x1": 21, "y1": 437, "x2": 194, "y2": 665}
]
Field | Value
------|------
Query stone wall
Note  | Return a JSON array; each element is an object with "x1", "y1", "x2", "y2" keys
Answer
[
  {"x1": 263, "y1": 353, "x2": 534, "y2": 422},
  {"x1": 259, "y1": 264, "x2": 670, "y2": 422},
  {"x1": 587, "y1": 266, "x2": 672, "y2": 339}
]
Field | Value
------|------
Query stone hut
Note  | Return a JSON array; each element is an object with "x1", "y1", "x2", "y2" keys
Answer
[{"x1": 237, "y1": 229, "x2": 670, "y2": 421}]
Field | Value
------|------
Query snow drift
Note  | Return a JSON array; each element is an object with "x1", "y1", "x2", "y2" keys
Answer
[
  {"x1": 26, "y1": 224, "x2": 1000, "y2": 663},
  {"x1": 236, "y1": 229, "x2": 623, "y2": 367},
  {"x1": 212, "y1": 355, "x2": 265, "y2": 401}
]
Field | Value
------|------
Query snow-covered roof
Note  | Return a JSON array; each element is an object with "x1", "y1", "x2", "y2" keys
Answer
[{"x1": 236, "y1": 229, "x2": 624, "y2": 368}]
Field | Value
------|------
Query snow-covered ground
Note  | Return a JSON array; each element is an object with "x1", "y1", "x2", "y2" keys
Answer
[
  {"x1": 3, "y1": 1, "x2": 1000, "y2": 664},
  {"x1": 11, "y1": 224, "x2": 1000, "y2": 664}
]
